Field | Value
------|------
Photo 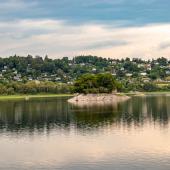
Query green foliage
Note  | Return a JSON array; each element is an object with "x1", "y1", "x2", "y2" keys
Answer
[
  {"x1": 74, "y1": 73, "x2": 118, "y2": 94},
  {"x1": 74, "y1": 74, "x2": 97, "y2": 93},
  {"x1": 97, "y1": 73, "x2": 116, "y2": 92},
  {"x1": 0, "y1": 81, "x2": 73, "y2": 95},
  {"x1": 157, "y1": 57, "x2": 168, "y2": 66},
  {"x1": 142, "y1": 82, "x2": 158, "y2": 92},
  {"x1": 0, "y1": 55, "x2": 168, "y2": 93},
  {"x1": 149, "y1": 72, "x2": 158, "y2": 80}
]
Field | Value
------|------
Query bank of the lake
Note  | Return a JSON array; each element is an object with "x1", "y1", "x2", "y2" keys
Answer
[
  {"x1": 0, "y1": 94, "x2": 74, "y2": 100},
  {"x1": 0, "y1": 92, "x2": 170, "y2": 101},
  {"x1": 123, "y1": 91, "x2": 170, "y2": 96}
]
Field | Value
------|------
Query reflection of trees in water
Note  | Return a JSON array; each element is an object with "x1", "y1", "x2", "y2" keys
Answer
[
  {"x1": 71, "y1": 95, "x2": 170, "y2": 130},
  {"x1": 0, "y1": 95, "x2": 169, "y2": 133},
  {"x1": 0, "y1": 98, "x2": 72, "y2": 133},
  {"x1": 122, "y1": 96, "x2": 170, "y2": 127}
]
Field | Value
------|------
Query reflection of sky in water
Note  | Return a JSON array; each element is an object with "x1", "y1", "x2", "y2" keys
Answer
[
  {"x1": 0, "y1": 95, "x2": 170, "y2": 169},
  {"x1": 0, "y1": 123, "x2": 170, "y2": 170}
]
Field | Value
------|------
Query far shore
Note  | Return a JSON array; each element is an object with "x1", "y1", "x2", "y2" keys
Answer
[
  {"x1": 123, "y1": 91, "x2": 170, "y2": 96},
  {"x1": 0, "y1": 91, "x2": 169, "y2": 101},
  {"x1": 0, "y1": 94, "x2": 74, "y2": 101}
]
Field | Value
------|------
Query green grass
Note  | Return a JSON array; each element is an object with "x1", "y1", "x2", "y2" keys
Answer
[
  {"x1": 143, "y1": 91, "x2": 170, "y2": 95},
  {"x1": 0, "y1": 94, "x2": 74, "y2": 101},
  {"x1": 123, "y1": 91, "x2": 170, "y2": 96},
  {"x1": 156, "y1": 83, "x2": 170, "y2": 87}
]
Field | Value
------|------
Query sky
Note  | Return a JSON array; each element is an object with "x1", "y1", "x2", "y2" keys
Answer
[{"x1": 1, "y1": 0, "x2": 170, "y2": 59}]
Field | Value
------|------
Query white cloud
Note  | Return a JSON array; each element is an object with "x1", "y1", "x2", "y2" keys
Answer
[
  {"x1": 0, "y1": 0, "x2": 36, "y2": 11},
  {"x1": 0, "y1": 19, "x2": 170, "y2": 59}
]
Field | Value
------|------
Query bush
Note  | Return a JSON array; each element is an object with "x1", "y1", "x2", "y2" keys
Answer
[{"x1": 142, "y1": 82, "x2": 158, "y2": 92}]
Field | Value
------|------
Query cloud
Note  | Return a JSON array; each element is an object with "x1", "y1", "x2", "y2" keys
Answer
[
  {"x1": 85, "y1": 40, "x2": 128, "y2": 50},
  {"x1": 0, "y1": 1, "x2": 170, "y2": 59},
  {"x1": 0, "y1": 19, "x2": 170, "y2": 59},
  {"x1": 159, "y1": 42, "x2": 170, "y2": 50},
  {"x1": 0, "y1": 0, "x2": 36, "y2": 12},
  {"x1": 1, "y1": 0, "x2": 170, "y2": 26}
]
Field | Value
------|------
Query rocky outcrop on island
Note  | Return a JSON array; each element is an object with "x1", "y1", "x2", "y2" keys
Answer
[{"x1": 68, "y1": 93, "x2": 130, "y2": 106}]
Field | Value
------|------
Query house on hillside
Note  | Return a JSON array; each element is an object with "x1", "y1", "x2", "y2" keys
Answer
[
  {"x1": 125, "y1": 73, "x2": 133, "y2": 77},
  {"x1": 140, "y1": 72, "x2": 147, "y2": 76}
]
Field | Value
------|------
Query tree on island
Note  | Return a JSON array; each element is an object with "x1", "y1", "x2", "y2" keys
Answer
[{"x1": 73, "y1": 73, "x2": 119, "y2": 94}]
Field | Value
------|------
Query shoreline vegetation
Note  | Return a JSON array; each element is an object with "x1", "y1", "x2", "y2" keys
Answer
[
  {"x1": 0, "y1": 71, "x2": 169, "y2": 101},
  {"x1": 0, "y1": 94, "x2": 74, "y2": 101}
]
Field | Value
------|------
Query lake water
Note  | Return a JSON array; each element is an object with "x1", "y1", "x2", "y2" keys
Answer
[{"x1": 0, "y1": 95, "x2": 170, "y2": 170}]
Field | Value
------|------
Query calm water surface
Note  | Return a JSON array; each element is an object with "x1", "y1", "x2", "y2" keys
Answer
[{"x1": 0, "y1": 95, "x2": 170, "y2": 170}]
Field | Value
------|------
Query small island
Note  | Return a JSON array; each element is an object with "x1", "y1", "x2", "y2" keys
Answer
[
  {"x1": 68, "y1": 73, "x2": 130, "y2": 104},
  {"x1": 68, "y1": 93, "x2": 130, "y2": 106}
]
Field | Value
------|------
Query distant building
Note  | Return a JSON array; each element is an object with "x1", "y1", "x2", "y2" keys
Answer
[
  {"x1": 28, "y1": 77, "x2": 33, "y2": 81},
  {"x1": 125, "y1": 73, "x2": 133, "y2": 77},
  {"x1": 140, "y1": 72, "x2": 147, "y2": 76},
  {"x1": 56, "y1": 77, "x2": 61, "y2": 81},
  {"x1": 120, "y1": 67, "x2": 124, "y2": 71},
  {"x1": 13, "y1": 76, "x2": 22, "y2": 82},
  {"x1": 92, "y1": 68, "x2": 97, "y2": 72},
  {"x1": 142, "y1": 78, "x2": 150, "y2": 82},
  {"x1": 137, "y1": 64, "x2": 144, "y2": 68},
  {"x1": 67, "y1": 81, "x2": 73, "y2": 85},
  {"x1": 166, "y1": 71, "x2": 170, "y2": 75}
]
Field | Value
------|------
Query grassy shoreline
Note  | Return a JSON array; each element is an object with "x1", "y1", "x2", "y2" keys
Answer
[
  {"x1": 123, "y1": 91, "x2": 170, "y2": 96},
  {"x1": 0, "y1": 94, "x2": 74, "y2": 100}
]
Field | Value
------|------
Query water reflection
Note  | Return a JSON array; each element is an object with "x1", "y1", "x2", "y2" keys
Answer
[
  {"x1": 0, "y1": 95, "x2": 170, "y2": 170},
  {"x1": 0, "y1": 95, "x2": 169, "y2": 134}
]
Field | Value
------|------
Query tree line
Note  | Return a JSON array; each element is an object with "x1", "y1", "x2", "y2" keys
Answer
[
  {"x1": 0, "y1": 81, "x2": 72, "y2": 95},
  {"x1": 0, "y1": 73, "x2": 169, "y2": 95}
]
